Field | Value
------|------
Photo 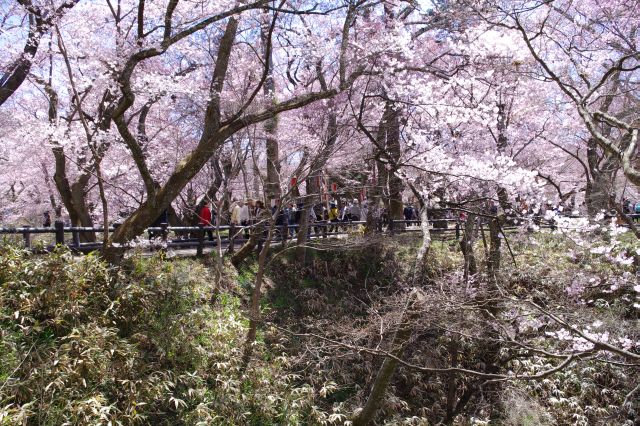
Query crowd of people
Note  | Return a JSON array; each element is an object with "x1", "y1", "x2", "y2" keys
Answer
[
  {"x1": 35, "y1": 195, "x2": 639, "y2": 238},
  {"x1": 198, "y1": 199, "x2": 402, "y2": 240}
]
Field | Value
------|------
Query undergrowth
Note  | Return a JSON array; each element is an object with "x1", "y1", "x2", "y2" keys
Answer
[
  {"x1": 0, "y1": 246, "x2": 319, "y2": 425},
  {"x1": 0, "y1": 227, "x2": 637, "y2": 425}
]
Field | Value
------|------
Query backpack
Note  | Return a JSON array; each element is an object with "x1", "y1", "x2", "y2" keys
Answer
[{"x1": 635, "y1": 203, "x2": 640, "y2": 214}]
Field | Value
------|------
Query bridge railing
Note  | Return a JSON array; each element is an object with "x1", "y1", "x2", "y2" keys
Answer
[
  {"x1": 1, "y1": 213, "x2": 638, "y2": 254},
  {"x1": 0, "y1": 220, "x2": 369, "y2": 253}
]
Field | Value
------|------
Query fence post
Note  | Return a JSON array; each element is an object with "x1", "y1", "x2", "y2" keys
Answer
[
  {"x1": 322, "y1": 221, "x2": 328, "y2": 238},
  {"x1": 22, "y1": 225, "x2": 31, "y2": 249},
  {"x1": 455, "y1": 222, "x2": 460, "y2": 240},
  {"x1": 229, "y1": 223, "x2": 236, "y2": 253},
  {"x1": 72, "y1": 228, "x2": 81, "y2": 248},
  {"x1": 197, "y1": 224, "x2": 204, "y2": 257},
  {"x1": 161, "y1": 223, "x2": 168, "y2": 242},
  {"x1": 389, "y1": 219, "x2": 395, "y2": 235},
  {"x1": 54, "y1": 220, "x2": 65, "y2": 246}
]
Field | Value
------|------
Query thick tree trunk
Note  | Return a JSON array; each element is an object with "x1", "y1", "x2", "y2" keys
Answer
[
  {"x1": 265, "y1": 136, "x2": 280, "y2": 201},
  {"x1": 366, "y1": 114, "x2": 390, "y2": 234},
  {"x1": 252, "y1": 159, "x2": 262, "y2": 200},
  {"x1": 0, "y1": 14, "x2": 42, "y2": 106},
  {"x1": 586, "y1": 139, "x2": 618, "y2": 217},
  {"x1": 53, "y1": 161, "x2": 96, "y2": 242},
  {"x1": 262, "y1": 10, "x2": 281, "y2": 203},
  {"x1": 386, "y1": 104, "x2": 404, "y2": 224},
  {"x1": 495, "y1": 102, "x2": 513, "y2": 215},
  {"x1": 71, "y1": 179, "x2": 97, "y2": 242},
  {"x1": 103, "y1": 18, "x2": 240, "y2": 264},
  {"x1": 45, "y1": 78, "x2": 96, "y2": 241},
  {"x1": 102, "y1": 14, "x2": 340, "y2": 264},
  {"x1": 487, "y1": 217, "x2": 501, "y2": 275},
  {"x1": 586, "y1": 177, "x2": 613, "y2": 216},
  {"x1": 377, "y1": 158, "x2": 389, "y2": 210}
]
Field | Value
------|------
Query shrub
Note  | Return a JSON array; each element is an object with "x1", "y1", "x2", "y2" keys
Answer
[{"x1": 0, "y1": 247, "x2": 318, "y2": 425}]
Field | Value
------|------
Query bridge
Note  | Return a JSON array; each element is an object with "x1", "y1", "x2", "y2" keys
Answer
[{"x1": 1, "y1": 213, "x2": 637, "y2": 256}]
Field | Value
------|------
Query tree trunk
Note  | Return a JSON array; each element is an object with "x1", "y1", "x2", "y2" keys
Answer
[
  {"x1": 354, "y1": 291, "x2": 420, "y2": 426},
  {"x1": 459, "y1": 213, "x2": 477, "y2": 282},
  {"x1": 53, "y1": 163, "x2": 96, "y2": 242},
  {"x1": 295, "y1": 176, "x2": 319, "y2": 263},
  {"x1": 586, "y1": 138, "x2": 618, "y2": 217},
  {"x1": 386, "y1": 103, "x2": 404, "y2": 225},
  {"x1": 0, "y1": 14, "x2": 43, "y2": 106},
  {"x1": 365, "y1": 113, "x2": 390, "y2": 234},
  {"x1": 262, "y1": 10, "x2": 281, "y2": 204},
  {"x1": 252, "y1": 158, "x2": 262, "y2": 201},
  {"x1": 45, "y1": 78, "x2": 95, "y2": 241},
  {"x1": 103, "y1": 18, "x2": 240, "y2": 264},
  {"x1": 487, "y1": 217, "x2": 501, "y2": 275},
  {"x1": 495, "y1": 102, "x2": 513, "y2": 215},
  {"x1": 481, "y1": 218, "x2": 505, "y2": 421},
  {"x1": 295, "y1": 92, "x2": 338, "y2": 261},
  {"x1": 230, "y1": 227, "x2": 260, "y2": 267},
  {"x1": 241, "y1": 216, "x2": 276, "y2": 371}
]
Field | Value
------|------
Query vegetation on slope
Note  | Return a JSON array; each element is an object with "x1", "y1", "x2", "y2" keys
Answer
[{"x1": 0, "y1": 229, "x2": 638, "y2": 425}]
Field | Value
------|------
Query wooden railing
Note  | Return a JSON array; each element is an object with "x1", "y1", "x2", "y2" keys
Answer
[
  {"x1": 1, "y1": 213, "x2": 638, "y2": 255},
  {"x1": 0, "y1": 220, "x2": 367, "y2": 254}
]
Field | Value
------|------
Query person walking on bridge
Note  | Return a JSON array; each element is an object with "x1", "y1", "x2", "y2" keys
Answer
[
  {"x1": 240, "y1": 200, "x2": 251, "y2": 239},
  {"x1": 328, "y1": 202, "x2": 339, "y2": 232},
  {"x1": 230, "y1": 199, "x2": 242, "y2": 226},
  {"x1": 199, "y1": 202, "x2": 214, "y2": 241}
]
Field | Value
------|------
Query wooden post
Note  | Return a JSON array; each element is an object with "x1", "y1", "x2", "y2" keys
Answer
[
  {"x1": 72, "y1": 228, "x2": 81, "y2": 248},
  {"x1": 455, "y1": 222, "x2": 460, "y2": 240},
  {"x1": 229, "y1": 223, "x2": 236, "y2": 254},
  {"x1": 197, "y1": 224, "x2": 204, "y2": 257},
  {"x1": 22, "y1": 225, "x2": 31, "y2": 249},
  {"x1": 389, "y1": 219, "x2": 395, "y2": 235},
  {"x1": 54, "y1": 220, "x2": 65, "y2": 246},
  {"x1": 322, "y1": 221, "x2": 327, "y2": 238},
  {"x1": 160, "y1": 222, "x2": 168, "y2": 243}
]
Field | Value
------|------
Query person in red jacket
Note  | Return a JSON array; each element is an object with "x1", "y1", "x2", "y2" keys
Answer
[{"x1": 199, "y1": 202, "x2": 214, "y2": 241}]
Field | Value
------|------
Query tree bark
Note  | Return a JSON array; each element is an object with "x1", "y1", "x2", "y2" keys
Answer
[
  {"x1": 385, "y1": 103, "x2": 404, "y2": 225},
  {"x1": 0, "y1": 0, "x2": 80, "y2": 106},
  {"x1": 495, "y1": 102, "x2": 513, "y2": 215},
  {"x1": 365, "y1": 113, "x2": 390, "y2": 234},
  {"x1": 585, "y1": 138, "x2": 618, "y2": 217},
  {"x1": 295, "y1": 67, "x2": 339, "y2": 261},
  {"x1": 295, "y1": 174, "x2": 319, "y2": 263},
  {"x1": 459, "y1": 213, "x2": 477, "y2": 282},
  {"x1": 45, "y1": 84, "x2": 96, "y2": 242},
  {"x1": 261, "y1": 9, "x2": 281, "y2": 203},
  {"x1": 487, "y1": 217, "x2": 501, "y2": 275},
  {"x1": 230, "y1": 225, "x2": 261, "y2": 267}
]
